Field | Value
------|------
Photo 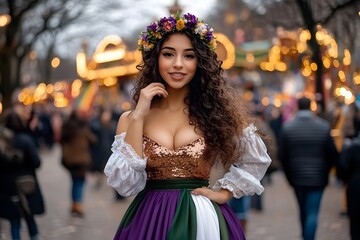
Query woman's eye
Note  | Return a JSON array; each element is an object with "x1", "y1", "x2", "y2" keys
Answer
[
  {"x1": 162, "y1": 52, "x2": 173, "y2": 57},
  {"x1": 185, "y1": 54, "x2": 195, "y2": 59}
]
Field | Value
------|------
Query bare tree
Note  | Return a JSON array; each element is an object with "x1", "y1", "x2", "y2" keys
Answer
[{"x1": 0, "y1": 0, "x2": 87, "y2": 110}]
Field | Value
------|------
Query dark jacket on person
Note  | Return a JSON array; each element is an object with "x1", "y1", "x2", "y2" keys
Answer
[
  {"x1": 338, "y1": 134, "x2": 360, "y2": 214},
  {"x1": 89, "y1": 117, "x2": 116, "y2": 172},
  {"x1": 279, "y1": 110, "x2": 339, "y2": 188},
  {"x1": 0, "y1": 128, "x2": 45, "y2": 219}
]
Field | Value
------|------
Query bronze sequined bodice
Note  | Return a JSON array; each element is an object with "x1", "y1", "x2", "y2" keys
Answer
[{"x1": 143, "y1": 136, "x2": 211, "y2": 180}]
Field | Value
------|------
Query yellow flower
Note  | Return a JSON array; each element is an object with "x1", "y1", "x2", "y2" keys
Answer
[
  {"x1": 176, "y1": 19, "x2": 185, "y2": 30},
  {"x1": 153, "y1": 32, "x2": 162, "y2": 39},
  {"x1": 210, "y1": 40, "x2": 217, "y2": 50}
]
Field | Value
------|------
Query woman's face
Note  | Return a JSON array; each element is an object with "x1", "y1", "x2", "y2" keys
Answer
[{"x1": 158, "y1": 33, "x2": 198, "y2": 89}]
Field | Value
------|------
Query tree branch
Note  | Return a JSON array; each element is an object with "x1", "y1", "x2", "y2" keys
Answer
[{"x1": 319, "y1": 0, "x2": 358, "y2": 25}]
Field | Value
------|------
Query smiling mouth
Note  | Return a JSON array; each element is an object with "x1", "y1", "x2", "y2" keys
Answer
[{"x1": 169, "y1": 73, "x2": 185, "y2": 79}]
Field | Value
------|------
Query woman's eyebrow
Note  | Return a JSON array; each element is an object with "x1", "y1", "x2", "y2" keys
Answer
[{"x1": 161, "y1": 46, "x2": 195, "y2": 52}]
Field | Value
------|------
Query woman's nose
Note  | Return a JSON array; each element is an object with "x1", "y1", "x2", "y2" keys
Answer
[{"x1": 173, "y1": 56, "x2": 183, "y2": 68}]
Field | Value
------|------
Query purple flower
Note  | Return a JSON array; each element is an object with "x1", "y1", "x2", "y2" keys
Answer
[
  {"x1": 147, "y1": 22, "x2": 158, "y2": 32},
  {"x1": 184, "y1": 13, "x2": 197, "y2": 28},
  {"x1": 141, "y1": 34, "x2": 148, "y2": 42},
  {"x1": 205, "y1": 31, "x2": 214, "y2": 41}
]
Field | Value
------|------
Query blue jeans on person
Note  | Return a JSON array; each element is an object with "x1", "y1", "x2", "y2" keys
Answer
[
  {"x1": 9, "y1": 214, "x2": 38, "y2": 240},
  {"x1": 71, "y1": 175, "x2": 85, "y2": 203},
  {"x1": 228, "y1": 195, "x2": 251, "y2": 221},
  {"x1": 294, "y1": 186, "x2": 324, "y2": 240}
]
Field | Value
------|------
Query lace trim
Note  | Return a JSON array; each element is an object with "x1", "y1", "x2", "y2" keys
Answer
[
  {"x1": 212, "y1": 179, "x2": 245, "y2": 198},
  {"x1": 113, "y1": 133, "x2": 147, "y2": 171}
]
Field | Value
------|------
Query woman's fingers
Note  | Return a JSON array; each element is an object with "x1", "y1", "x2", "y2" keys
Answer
[
  {"x1": 140, "y1": 84, "x2": 168, "y2": 99},
  {"x1": 134, "y1": 83, "x2": 168, "y2": 118},
  {"x1": 191, "y1": 187, "x2": 233, "y2": 204}
]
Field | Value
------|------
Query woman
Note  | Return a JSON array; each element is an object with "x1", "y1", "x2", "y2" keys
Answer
[
  {"x1": 104, "y1": 12, "x2": 271, "y2": 240},
  {"x1": 0, "y1": 104, "x2": 45, "y2": 240},
  {"x1": 60, "y1": 109, "x2": 96, "y2": 217}
]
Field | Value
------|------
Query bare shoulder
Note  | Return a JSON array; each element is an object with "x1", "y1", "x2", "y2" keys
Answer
[{"x1": 116, "y1": 110, "x2": 132, "y2": 134}]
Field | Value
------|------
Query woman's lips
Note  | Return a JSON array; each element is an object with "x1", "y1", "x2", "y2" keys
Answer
[{"x1": 169, "y1": 72, "x2": 185, "y2": 80}]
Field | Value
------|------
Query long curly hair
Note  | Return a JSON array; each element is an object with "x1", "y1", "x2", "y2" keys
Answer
[{"x1": 132, "y1": 30, "x2": 249, "y2": 166}]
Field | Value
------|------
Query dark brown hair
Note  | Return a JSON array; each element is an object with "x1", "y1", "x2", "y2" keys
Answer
[{"x1": 133, "y1": 30, "x2": 249, "y2": 165}]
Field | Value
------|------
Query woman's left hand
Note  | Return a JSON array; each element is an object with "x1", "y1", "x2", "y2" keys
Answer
[{"x1": 191, "y1": 188, "x2": 233, "y2": 204}]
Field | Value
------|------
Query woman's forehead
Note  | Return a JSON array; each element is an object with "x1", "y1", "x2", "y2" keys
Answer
[{"x1": 161, "y1": 33, "x2": 193, "y2": 49}]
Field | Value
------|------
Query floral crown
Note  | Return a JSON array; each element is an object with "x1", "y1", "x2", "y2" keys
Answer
[{"x1": 138, "y1": 12, "x2": 217, "y2": 52}]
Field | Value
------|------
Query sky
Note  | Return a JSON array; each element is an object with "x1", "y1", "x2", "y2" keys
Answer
[{"x1": 54, "y1": 0, "x2": 218, "y2": 59}]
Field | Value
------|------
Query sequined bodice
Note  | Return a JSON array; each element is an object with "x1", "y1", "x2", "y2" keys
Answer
[{"x1": 143, "y1": 136, "x2": 211, "y2": 180}]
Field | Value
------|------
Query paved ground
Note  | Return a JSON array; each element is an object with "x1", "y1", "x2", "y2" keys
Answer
[{"x1": 0, "y1": 144, "x2": 350, "y2": 240}]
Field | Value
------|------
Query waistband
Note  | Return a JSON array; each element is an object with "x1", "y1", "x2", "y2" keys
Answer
[{"x1": 145, "y1": 178, "x2": 209, "y2": 190}]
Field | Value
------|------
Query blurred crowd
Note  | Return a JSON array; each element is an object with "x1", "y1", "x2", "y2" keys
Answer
[{"x1": 0, "y1": 99, "x2": 125, "y2": 240}]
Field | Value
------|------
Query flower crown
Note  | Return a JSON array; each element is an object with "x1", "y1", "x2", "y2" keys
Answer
[{"x1": 138, "y1": 13, "x2": 217, "y2": 52}]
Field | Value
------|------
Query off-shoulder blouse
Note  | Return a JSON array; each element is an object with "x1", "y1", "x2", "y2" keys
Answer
[{"x1": 104, "y1": 123, "x2": 271, "y2": 198}]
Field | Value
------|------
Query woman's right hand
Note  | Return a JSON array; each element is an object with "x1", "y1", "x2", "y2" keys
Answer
[{"x1": 133, "y1": 83, "x2": 168, "y2": 118}]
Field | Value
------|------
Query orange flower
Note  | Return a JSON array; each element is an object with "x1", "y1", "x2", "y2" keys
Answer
[{"x1": 176, "y1": 19, "x2": 185, "y2": 30}]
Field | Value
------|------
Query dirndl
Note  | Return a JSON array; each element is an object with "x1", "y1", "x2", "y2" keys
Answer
[{"x1": 114, "y1": 179, "x2": 246, "y2": 240}]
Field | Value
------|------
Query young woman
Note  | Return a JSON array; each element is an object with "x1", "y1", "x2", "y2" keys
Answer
[
  {"x1": 0, "y1": 103, "x2": 45, "y2": 240},
  {"x1": 60, "y1": 109, "x2": 97, "y2": 217},
  {"x1": 104, "y1": 12, "x2": 271, "y2": 240}
]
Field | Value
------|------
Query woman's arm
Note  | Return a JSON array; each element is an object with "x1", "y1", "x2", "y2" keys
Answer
[
  {"x1": 119, "y1": 83, "x2": 168, "y2": 157},
  {"x1": 104, "y1": 133, "x2": 147, "y2": 197},
  {"x1": 191, "y1": 124, "x2": 271, "y2": 204},
  {"x1": 104, "y1": 83, "x2": 168, "y2": 197},
  {"x1": 212, "y1": 124, "x2": 272, "y2": 199}
]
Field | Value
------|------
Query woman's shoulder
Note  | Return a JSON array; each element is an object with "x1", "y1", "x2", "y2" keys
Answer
[{"x1": 117, "y1": 110, "x2": 132, "y2": 134}]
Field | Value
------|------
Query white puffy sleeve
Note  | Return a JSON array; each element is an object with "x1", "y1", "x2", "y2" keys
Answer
[
  {"x1": 212, "y1": 124, "x2": 271, "y2": 198},
  {"x1": 104, "y1": 132, "x2": 147, "y2": 197}
]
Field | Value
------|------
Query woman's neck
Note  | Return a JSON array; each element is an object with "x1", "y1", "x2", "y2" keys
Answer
[{"x1": 157, "y1": 87, "x2": 189, "y2": 111}]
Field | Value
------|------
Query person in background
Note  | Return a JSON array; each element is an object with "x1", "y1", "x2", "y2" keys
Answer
[
  {"x1": 90, "y1": 107, "x2": 117, "y2": 189},
  {"x1": 250, "y1": 108, "x2": 280, "y2": 211},
  {"x1": 337, "y1": 131, "x2": 360, "y2": 240},
  {"x1": 60, "y1": 109, "x2": 97, "y2": 217},
  {"x1": 228, "y1": 196, "x2": 251, "y2": 234},
  {"x1": 0, "y1": 103, "x2": 45, "y2": 240},
  {"x1": 279, "y1": 96, "x2": 339, "y2": 240},
  {"x1": 104, "y1": 12, "x2": 271, "y2": 239}
]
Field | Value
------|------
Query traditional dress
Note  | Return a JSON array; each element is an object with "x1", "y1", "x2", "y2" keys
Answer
[{"x1": 104, "y1": 124, "x2": 271, "y2": 240}]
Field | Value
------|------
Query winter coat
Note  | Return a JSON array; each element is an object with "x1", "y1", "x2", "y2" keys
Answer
[
  {"x1": 279, "y1": 110, "x2": 339, "y2": 188},
  {"x1": 0, "y1": 132, "x2": 45, "y2": 219},
  {"x1": 89, "y1": 118, "x2": 116, "y2": 172},
  {"x1": 60, "y1": 117, "x2": 96, "y2": 177},
  {"x1": 338, "y1": 136, "x2": 360, "y2": 219}
]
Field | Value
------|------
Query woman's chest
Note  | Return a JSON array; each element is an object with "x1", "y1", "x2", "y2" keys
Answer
[
  {"x1": 143, "y1": 110, "x2": 201, "y2": 151},
  {"x1": 143, "y1": 136, "x2": 211, "y2": 180}
]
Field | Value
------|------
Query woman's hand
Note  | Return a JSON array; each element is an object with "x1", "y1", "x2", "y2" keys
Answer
[
  {"x1": 133, "y1": 83, "x2": 168, "y2": 119},
  {"x1": 191, "y1": 188, "x2": 233, "y2": 204}
]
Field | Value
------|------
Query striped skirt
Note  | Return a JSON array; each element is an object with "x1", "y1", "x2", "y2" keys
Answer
[{"x1": 114, "y1": 179, "x2": 246, "y2": 240}]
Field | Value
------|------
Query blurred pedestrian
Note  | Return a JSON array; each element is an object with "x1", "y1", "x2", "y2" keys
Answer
[
  {"x1": 337, "y1": 132, "x2": 360, "y2": 240},
  {"x1": 0, "y1": 103, "x2": 45, "y2": 240},
  {"x1": 251, "y1": 109, "x2": 280, "y2": 211},
  {"x1": 90, "y1": 107, "x2": 117, "y2": 189},
  {"x1": 279, "y1": 96, "x2": 339, "y2": 240},
  {"x1": 37, "y1": 102, "x2": 55, "y2": 150},
  {"x1": 60, "y1": 109, "x2": 97, "y2": 217}
]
